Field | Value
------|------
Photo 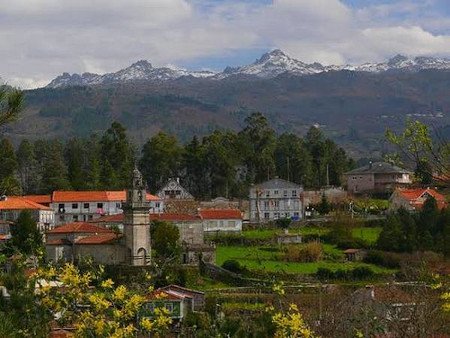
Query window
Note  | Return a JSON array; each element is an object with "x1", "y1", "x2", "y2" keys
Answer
[
  {"x1": 83, "y1": 203, "x2": 89, "y2": 209},
  {"x1": 294, "y1": 212, "x2": 299, "y2": 217},
  {"x1": 274, "y1": 212, "x2": 280, "y2": 219},
  {"x1": 292, "y1": 190, "x2": 297, "y2": 197},
  {"x1": 176, "y1": 190, "x2": 181, "y2": 195},
  {"x1": 228, "y1": 221, "x2": 235, "y2": 227},
  {"x1": 274, "y1": 201, "x2": 279, "y2": 208},
  {"x1": 155, "y1": 202, "x2": 160, "y2": 208},
  {"x1": 265, "y1": 191, "x2": 270, "y2": 197},
  {"x1": 274, "y1": 190, "x2": 279, "y2": 195},
  {"x1": 264, "y1": 201, "x2": 269, "y2": 209},
  {"x1": 58, "y1": 204, "x2": 65, "y2": 212},
  {"x1": 73, "y1": 215, "x2": 79, "y2": 222},
  {"x1": 116, "y1": 203, "x2": 121, "y2": 208},
  {"x1": 144, "y1": 303, "x2": 154, "y2": 312},
  {"x1": 283, "y1": 190, "x2": 288, "y2": 197},
  {"x1": 72, "y1": 203, "x2": 78, "y2": 209},
  {"x1": 164, "y1": 303, "x2": 173, "y2": 313},
  {"x1": 97, "y1": 203, "x2": 103, "y2": 209},
  {"x1": 88, "y1": 215, "x2": 93, "y2": 220},
  {"x1": 264, "y1": 212, "x2": 270, "y2": 219}
]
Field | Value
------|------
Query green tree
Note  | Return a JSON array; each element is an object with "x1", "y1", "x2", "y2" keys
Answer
[
  {"x1": 37, "y1": 140, "x2": 71, "y2": 192},
  {"x1": 0, "y1": 138, "x2": 21, "y2": 195},
  {"x1": 274, "y1": 133, "x2": 313, "y2": 186},
  {"x1": 151, "y1": 220, "x2": 180, "y2": 259},
  {"x1": 376, "y1": 214, "x2": 403, "y2": 252},
  {"x1": 239, "y1": 112, "x2": 276, "y2": 183},
  {"x1": 65, "y1": 138, "x2": 88, "y2": 190},
  {"x1": 386, "y1": 119, "x2": 450, "y2": 187},
  {"x1": 100, "y1": 122, "x2": 135, "y2": 189},
  {"x1": 16, "y1": 139, "x2": 40, "y2": 194},
  {"x1": 317, "y1": 194, "x2": 331, "y2": 215},
  {"x1": 140, "y1": 131, "x2": 183, "y2": 192},
  {"x1": 0, "y1": 87, "x2": 23, "y2": 131},
  {"x1": 184, "y1": 136, "x2": 206, "y2": 198},
  {"x1": 10, "y1": 210, "x2": 43, "y2": 255}
]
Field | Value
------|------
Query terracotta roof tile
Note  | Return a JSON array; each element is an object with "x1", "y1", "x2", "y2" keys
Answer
[
  {"x1": 0, "y1": 197, "x2": 51, "y2": 211},
  {"x1": 150, "y1": 213, "x2": 200, "y2": 221},
  {"x1": 395, "y1": 188, "x2": 447, "y2": 209},
  {"x1": 75, "y1": 233, "x2": 121, "y2": 245},
  {"x1": 52, "y1": 190, "x2": 159, "y2": 202},
  {"x1": 199, "y1": 209, "x2": 242, "y2": 220},
  {"x1": 47, "y1": 222, "x2": 113, "y2": 234}
]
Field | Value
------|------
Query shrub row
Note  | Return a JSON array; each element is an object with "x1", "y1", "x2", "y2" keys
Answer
[{"x1": 316, "y1": 266, "x2": 375, "y2": 281}]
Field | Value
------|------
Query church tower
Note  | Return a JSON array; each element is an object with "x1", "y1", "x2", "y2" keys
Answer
[{"x1": 123, "y1": 167, "x2": 151, "y2": 266}]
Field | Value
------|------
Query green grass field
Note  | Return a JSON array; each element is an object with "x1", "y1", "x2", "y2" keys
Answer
[{"x1": 216, "y1": 245, "x2": 394, "y2": 275}]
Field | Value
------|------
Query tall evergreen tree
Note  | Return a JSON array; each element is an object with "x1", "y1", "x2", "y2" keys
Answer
[
  {"x1": 16, "y1": 139, "x2": 40, "y2": 194},
  {"x1": 239, "y1": 112, "x2": 276, "y2": 183},
  {"x1": 184, "y1": 136, "x2": 206, "y2": 198},
  {"x1": 0, "y1": 87, "x2": 23, "y2": 131},
  {"x1": 65, "y1": 138, "x2": 87, "y2": 190},
  {"x1": 140, "y1": 131, "x2": 184, "y2": 192},
  {"x1": 0, "y1": 138, "x2": 20, "y2": 195},
  {"x1": 10, "y1": 210, "x2": 43, "y2": 255},
  {"x1": 39, "y1": 140, "x2": 71, "y2": 193},
  {"x1": 100, "y1": 122, "x2": 135, "y2": 189}
]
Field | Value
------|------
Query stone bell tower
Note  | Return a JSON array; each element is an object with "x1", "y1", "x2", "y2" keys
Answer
[{"x1": 123, "y1": 167, "x2": 151, "y2": 266}]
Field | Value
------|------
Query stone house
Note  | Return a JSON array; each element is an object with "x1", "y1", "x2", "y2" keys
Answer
[
  {"x1": 249, "y1": 178, "x2": 303, "y2": 223},
  {"x1": 45, "y1": 222, "x2": 126, "y2": 264},
  {"x1": 344, "y1": 162, "x2": 412, "y2": 195},
  {"x1": 0, "y1": 196, "x2": 55, "y2": 232},
  {"x1": 389, "y1": 187, "x2": 447, "y2": 211}
]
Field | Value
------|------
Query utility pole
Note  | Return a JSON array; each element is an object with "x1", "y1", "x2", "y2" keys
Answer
[{"x1": 287, "y1": 156, "x2": 290, "y2": 181}]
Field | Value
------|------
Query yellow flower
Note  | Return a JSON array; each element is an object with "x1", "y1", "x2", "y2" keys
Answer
[
  {"x1": 140, "y1": 317, "x2": 154, "y2": 331},
  {"x1": 113, "y1": 285, "x2": 127, "y2": 301},
  {"x1": 101, "y1": 278, "x2": 114, "y2": 289}
]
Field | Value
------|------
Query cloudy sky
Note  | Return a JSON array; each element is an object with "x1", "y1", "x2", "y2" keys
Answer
[{"x1": 1, "y1": 0, "x2": 449, "y2": 88}]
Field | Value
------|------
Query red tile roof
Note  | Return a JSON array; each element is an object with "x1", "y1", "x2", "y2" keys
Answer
[
  {"x1": 75, "y1": 233, "x2": 121, "y2": 245},
  {"x1": 0, "y1": 197, "x2": 51, "y2": 211},
  {"x1": 22, "y1": 195, "x2": 52, "y2": 204},
  {"x1": 149, "y1": 213, "x2": 200, "y2": 221},
  {"x1": 51, "y1": 190, "x2": 159, "y2": 202},
  {"x1": 93, "y1": 213, "x2": 200, "y2": 224},
  {"x1": 199, "y1": 209, "x2": 242, "y2": 220},
  {"x1": 47, "y1": 222, "x2": 113, "y2": 234},
  {"x1": 396, "y1": 188, "x2": 447, "y2": 209}
]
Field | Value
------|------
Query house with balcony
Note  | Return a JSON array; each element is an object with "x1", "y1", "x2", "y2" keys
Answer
[
  {"x1": 344, "y1": 162, "x2": 412, "y2": 195},
  {"x1": 249, "y1": 178, "x2": 303, "y2": 223},
  {"x1": 48, "y1": 190, "x2": 162, "y2": 225}
]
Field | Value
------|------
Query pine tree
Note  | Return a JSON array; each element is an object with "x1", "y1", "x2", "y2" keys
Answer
[
  {"x1": 16, "y1": 139, "x2": 40, "y2": 194},
  {"x1": 65, "y1": 138, "x2": 87, "y2": 190},
  {"x1": 40, "y1": 140, "x2": 71, "y2": 193},
  {"x1": 10, "y1": 210, "x2": 43, "y2": 255},
  {"x1": 0, "y1": 138, "x2": 21, "y2": 195}
]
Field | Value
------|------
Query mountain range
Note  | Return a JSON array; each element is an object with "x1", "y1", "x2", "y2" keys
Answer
[
  {"x1": 46, "y1": 50, "x2": 450, "y2": 88},
  {"x1": 3, "y1": 50, "x2": 449, "y2": 160}
]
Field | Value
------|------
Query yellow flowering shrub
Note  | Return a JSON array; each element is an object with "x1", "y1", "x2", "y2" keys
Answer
[{"x1": 33, "y1": 263, "x2": 171, "y2": 338}]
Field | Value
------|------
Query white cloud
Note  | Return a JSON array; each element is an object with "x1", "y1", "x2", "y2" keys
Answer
[{"x1": 0, "y1": 0, "x2": 449, "y2": 88}]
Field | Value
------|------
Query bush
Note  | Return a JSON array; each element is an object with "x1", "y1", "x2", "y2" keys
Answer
[
  {"x1": 315, "y1": 266, "x2": 376, "y2": 281},
  {"x1": 283, "y1": 242, "x2": 323, "y2": 263},
  {"x1": 363, "y1": 250, "x2": 401, "y2": 269},
  {"x1": 276, "y1": 218, "x2": 292, "y2": 229},
  {"x1": 222, "y1": 260, "x2": 246, "y2": 274}
]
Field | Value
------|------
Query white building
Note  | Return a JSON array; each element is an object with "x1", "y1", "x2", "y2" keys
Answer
[
  {"x1": 0, "y1": 196, "x2": 55, "y2": 232},
  {"x1": 200, "y1": 209, "x2": 243, "y2": 232},
  {"x1": 249, "y1": 178, "x2": 303, "y2": 222},
  {"x1": 49, "y1": 190, "x2": 163, "y2": 225},
  {"x1": 156, "y1": 178, "x2": 194, "y2": 200}
]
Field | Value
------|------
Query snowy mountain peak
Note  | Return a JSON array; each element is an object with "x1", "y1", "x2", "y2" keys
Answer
[{"x1": 46, "y1": 50, "x2": 450, "y2": 88}]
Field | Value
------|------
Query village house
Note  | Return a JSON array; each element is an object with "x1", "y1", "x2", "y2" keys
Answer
[
  {"x1": 0, "y1": 196, "x2": 55, "y2": 232},
  {"x1": 249, "y1": 177, "x2": 303, "y2": 223},
  {"x1": 344, "y1": 162, "x2": 412, "y2": 195},
  {"x1": 389, "y1": 187, "x2": 447, "y2": 211},
  {"x1": 156, "y1": 178, "x2": 194, "y2": 200},
  {"x1": 45, "y1": 190, "x2": 162, "y2": 225},
  {"x1": 200, "y1": 208, "x2": 243, "y2": 232}
]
